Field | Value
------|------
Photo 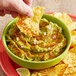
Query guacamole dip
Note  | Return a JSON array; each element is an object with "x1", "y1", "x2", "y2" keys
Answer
[{"x1": 6, "y1": 18, "x2": 67, "y2": 61}]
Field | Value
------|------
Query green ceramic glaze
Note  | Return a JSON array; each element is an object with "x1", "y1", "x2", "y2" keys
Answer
[{"x1": 2, "y1": 14, "x2": 71, "y2": 70}]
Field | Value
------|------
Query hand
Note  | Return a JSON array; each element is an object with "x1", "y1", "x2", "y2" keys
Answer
[{"x1": 0, "y1": 0, "x2": 33, "y2": 18}]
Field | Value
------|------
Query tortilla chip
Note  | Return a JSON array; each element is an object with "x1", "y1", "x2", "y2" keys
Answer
[
  {"x1": 63, "y1": 72, "x2": 76, "y2": 76},
  {"x1": 67, "y1": 22, "x2": 76, "y2": 31},
  {"x1": 70, "y1": 46, "x2": 76, "y2": 54},
  {"x1": 62, "y1": 51, "x2": 76, "y2": 66},
  {"x1": 31, "y1": 67, "x2": 56, "y2": 76},
  {"x1": 53, "y1": 12, "x2": 73, "y2": 25},
  {"x1": 71, "y1": 31, "x2": 76, "y2": 36},
  {"x1": 31, "y1": 64, "x2": 68, "y2": 76},
  {"x1": 54, "y1": 64, "x2": 68, "y2": 75},
  {"x1": 64, "y1": 66, "x2": 76, "y2": 75},
  {"x1": 69, "y1": 73, "x2": 76, "y2": 76},
  {"x1": 31, "y1": 66, "x2": 57, "y2": 76},
  {"x1": 16, "y1": 7, "x2": 44, "y2": 37},
  {"x1": 71, "y1": 36, "x2": 76, "y2": 47}
]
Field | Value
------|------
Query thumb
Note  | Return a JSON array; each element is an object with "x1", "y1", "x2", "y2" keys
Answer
[{"x1": 12, "y1": 0, "x2": 33, "y2": 17}]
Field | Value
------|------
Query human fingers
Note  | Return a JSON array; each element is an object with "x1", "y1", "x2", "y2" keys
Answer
[
  {"x1": 8, "y1": 0, "x2": 33, "y2": 17},
  {"x1": 0, "y1": 9, "x2": 5, "y2": 16},
  {"x1": 4, "y1": 9, "x2": 10, "y2": 14},
  {"x1": 11, "y1": 11, "x2": 18, "y2": 18}
]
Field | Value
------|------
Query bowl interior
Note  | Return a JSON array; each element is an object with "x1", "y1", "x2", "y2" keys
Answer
[{"x1": 2, "y1": 14, "x2": 71, "y2": 63}]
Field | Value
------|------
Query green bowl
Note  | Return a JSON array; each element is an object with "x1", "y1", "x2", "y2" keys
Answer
[{"x1": 2, "y1": 14, "x2": 71, "y2": 70}]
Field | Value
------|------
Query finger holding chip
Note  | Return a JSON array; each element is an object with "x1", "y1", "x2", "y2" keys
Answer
[{"x1": 16, "y1": 7, "x2": 45, "y2": 37}]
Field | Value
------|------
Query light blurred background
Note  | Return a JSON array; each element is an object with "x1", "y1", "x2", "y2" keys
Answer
[
  {"x1": 0, "y1": 0, "x2": 76, "y2": 76},
  {"x1": 33, "y1": 0, "x2": 76, "y2": 15}
]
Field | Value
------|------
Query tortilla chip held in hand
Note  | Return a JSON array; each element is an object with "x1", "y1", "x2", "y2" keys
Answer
[{"x1": 16, "y1": 7, "x2": 44, "y2": 37}]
